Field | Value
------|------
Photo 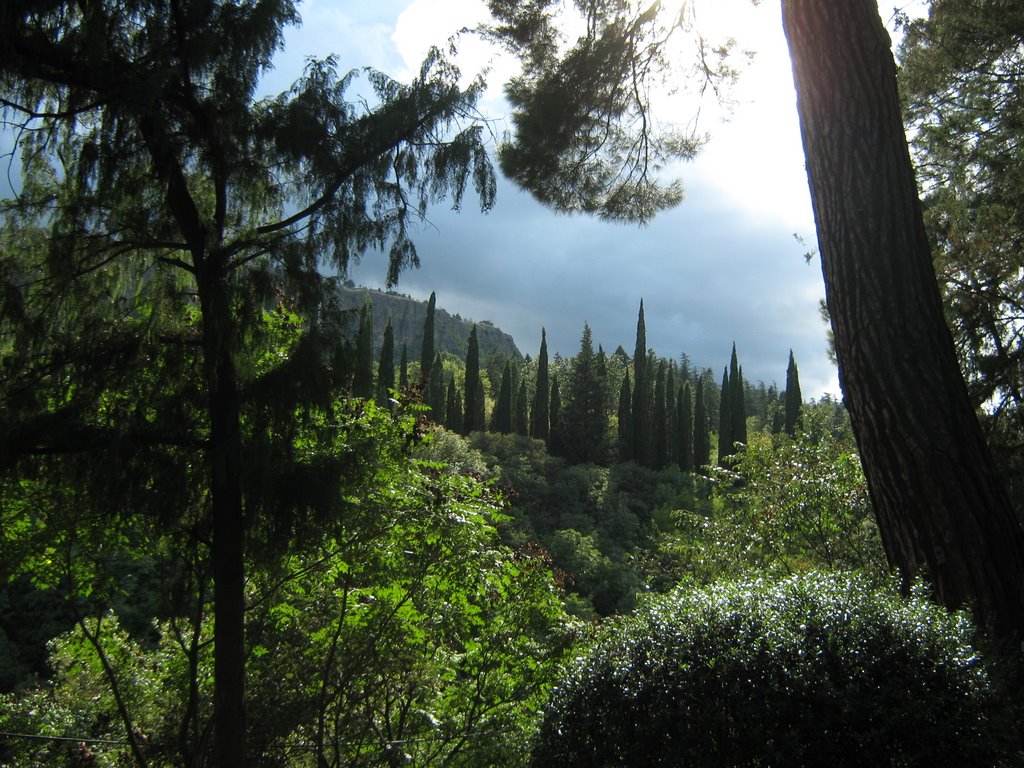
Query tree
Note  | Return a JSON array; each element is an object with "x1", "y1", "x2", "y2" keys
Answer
[
  {"x1": 376, "y1": 316, "x2": 395, "y2": 408},
  {"x1": 653, "y1": 360, "x2": 668, "y2": 469},
  {"x1": 353, "y1": 298, "x2": 376, "y2": 399},
  {"x1": 548, "y1": 374, "x2": 564, "y2": 456},
  {"x1": 463, "y1": 325, "x2": 482, "y2": 434},
  {"x1": 487, "y1": 0, "x2": 1024, "y2": 640},
  {"x1": 530, "y1": 329, "x2": 550, "y2": 440},
  {"x1": 515, "y1": 379, "x2": 529, "y2": 435},
  {"x1": 631, "y1": 301, "x2": 650, "y2": 467},
  {"x1": 730, "y1": 345, "x2": 746, "y2": 449},
  {"x1": 561, "y1": 324, "x2": 607, "y2": 464},
  {"x1": 677, "y1": 381, "x2": 693, "y2": 473},
  {"x1": 0, "y1": 3, "x2": 497, "y2": 763},
  {"x1": 445, "y1": 374, "x2": 463, "y2": 433},
  {"x1": 618, "y1": 372, "x2": 633, "y2": 462},
  {"x1": 428, "y1": 353, "x2": 446, "y2": 418},
  {"x1": 718, "y1": 367, "x2": 732, "y2": 466},
  {"x1": 491, "y1": 361, "x2": 514, "y2": 434},
  {"x1": 782, "y1": 0, "x2": 1024, "y2": 639},
  {"x1": 420, "y1": 290, "x2": 437, "y2": 384},
  {"x1": 693, "y1": 375, "x2": 711, "y2": 472},
  {"x1": 784, "y1": 350, "x2": 803, "y2": 437}
]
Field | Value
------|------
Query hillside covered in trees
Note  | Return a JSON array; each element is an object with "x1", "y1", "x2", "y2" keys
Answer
[{"x1": 3, "y1": 0, "x2": 1024, "y2": 766}]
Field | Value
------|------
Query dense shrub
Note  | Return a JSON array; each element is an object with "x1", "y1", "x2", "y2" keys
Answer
[{"x1": 531, "y1": 572, "x2": 1019, "y2": 767}]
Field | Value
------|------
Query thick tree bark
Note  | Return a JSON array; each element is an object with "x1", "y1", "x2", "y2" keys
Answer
[
  {"x1": 197, "y1": 257, "x2": 248, "y2": 768},
  {"x1": 782, "y1": 0, "x2": 1024, "y2": 641}
]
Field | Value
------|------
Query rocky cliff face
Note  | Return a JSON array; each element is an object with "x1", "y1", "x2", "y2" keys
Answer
[{"x1": 334, "y1": 286, "x2": 523, "y2": 363}]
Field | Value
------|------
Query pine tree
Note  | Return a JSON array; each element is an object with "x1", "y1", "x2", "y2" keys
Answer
[
  {"x1": 445, "y1": 375, "x2": 463, "y2": 433},
  {"x1": 785, "y1": 349, "x2": 803, "y2": 437},
  {"x1": 718, "y1": 367, "x2": 732, "y2": 466},
  {"x1": 491, "y1": 361, "x2": 514, "y2": 433},
  {"x1": 693, "y1": 375, "x2": 711, "y2": 472},
  {"x1": 420, "y1": 291, "x2": 436, "y2": 384},
  {"x1": 375, "y1": 316, "x2": 395, "y2": 408},
  {"x1": 515, "y1": 380, "x2": 529, "y2": 435},
  {"x1": 463, "y1": 325, "x2": 481, "y2": 434},
  {"x1": 530, "y1": 329, "x2": 550, "y2": 440},
  {"x1": 471, "y1": 378, "x2": 487, "y2": 434},
  {"x1": 631, "y1": 300, "x2": 650, "y2": 466},
  {"x1": 678, "y1": 381, "x2": 693, "y2": 472},
  {"x1": 353, "y1": 299, "x2": 375, "y2": 399},
  {"x1": 618, "y1": 372, "x2": 633, "y2": 462},
  {"x1": 653, "y1": 360, "x2": 668, "y2": 469}
]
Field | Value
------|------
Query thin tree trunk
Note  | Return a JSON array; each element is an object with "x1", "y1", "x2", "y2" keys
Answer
[{"x1": 782, "y1": 0, "x2": 1024, "y2": 641}]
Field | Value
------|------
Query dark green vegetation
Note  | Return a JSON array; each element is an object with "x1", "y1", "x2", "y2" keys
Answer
[
  {"x1": 532, "y1": 573, "x2": 1020, "y2": 767},
  {"x1": 4, "y1": 0, "x2": 1024, "y2": 765}
]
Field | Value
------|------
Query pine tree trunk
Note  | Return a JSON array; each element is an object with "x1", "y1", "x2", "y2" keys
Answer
[
  {"x1": 198, "y1": 261, "x2": 248, "y2": 768},
  {"x1": 782, "y1": 0, "x2": 1024, "y2": 640}
]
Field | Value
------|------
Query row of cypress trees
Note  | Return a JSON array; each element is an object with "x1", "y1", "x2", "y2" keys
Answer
[{"x1": 354, "y1": 293, "x2": 804, "y2": 470}]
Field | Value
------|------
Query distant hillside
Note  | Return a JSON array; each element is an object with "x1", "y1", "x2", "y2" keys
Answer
[{"x1": 334, "y1": 285, "x2": 523, "y2": 364}]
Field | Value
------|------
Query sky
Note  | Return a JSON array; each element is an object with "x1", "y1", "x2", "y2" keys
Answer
[
  {"x1": 1, "y1": 1, "x2": 925, "y2": 400},
  {"x1": 261, "y1": 0, "x2": 844, "y2": 396}
]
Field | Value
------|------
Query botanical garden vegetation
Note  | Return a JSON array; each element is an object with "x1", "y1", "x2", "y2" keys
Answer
[{"x1": 3, "y1": 0, "x2": 1024, "y2": 765}]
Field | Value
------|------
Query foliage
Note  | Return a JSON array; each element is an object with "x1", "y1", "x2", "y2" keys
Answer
[
  {"x1": 531, "y1": 572, "x2": 1019, "y2": 767},
  {"x1": 0, "y1": 405, "x2": 570, "y2": 767}
]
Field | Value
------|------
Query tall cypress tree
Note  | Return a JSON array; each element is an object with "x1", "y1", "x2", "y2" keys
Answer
[
  {"x1": 678, "y1": 381, "x2": 693, "y2": 472},
  {"x1": 515, "y1": 380, "x2": 529, "y2": 435},
  {"x1": 463, "y1": 325, "x2": 481, "y2": 434},
  {"x1": 631, "y1": 300, "x2": 650, "y2": 466},
  {"x1": 375, "y1": 316, "x2": 395, "y2": 408},
  {"x1": 730, "y1": 344, "x2": 747, "y2": 450},
  {"x1": 562, "y1": 324, "x2": 607, "y2": 463},
  {"x1": 420, "y1": 290, "x2": 436, "y2": 384},
  {"x1": 548, "y1": 374, "x2": 563, "y2": 456},
  {"x1": 693, "y1": 374, "x2": 711, "y2": 471},
  {"x1": 471, "y1": 378, "x2": 487, "y2": 434},
  {"x1": 399, "y1": 342, "x2": 409, "y2": 390},
  {"x1": 445, "y1": 375, "x2": 463, "y2": 433},
  {"x1": 653, "y1": 360, "x2": 668, "y2": 469},
  {"x1": 491, "y1": 361, "x2": 514, "y2": 433},
  {"x1": 618, "y1": 372, "x2": 633, "y2": 462},
  {"x1": 785, "y1": 349, "x2": 803, "y2": 437},
  {"x1": 530, "y1": 328, "x2": 550, "y2": 440},
  {"x1": 718, "y1": 366, "x2": 732, "y2": 466},
  {"x1": 666, "y1": 361, "x2": 677, "y2": 465},
  {"x1": 353, "y1": 298, "x2": 375, "y2": 399},
  {"x1": 428, "y1": 354, "x2": 446, "y2": 418}
]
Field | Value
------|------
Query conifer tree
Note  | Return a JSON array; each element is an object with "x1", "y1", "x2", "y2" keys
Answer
[
  {"x1": 530, "y1": 329, "x2": 550, "y2": 440},
  {"x1": 420, "y1": 291, "x2": 436, "y2": 383},
  {"x1": 631, "y1": 300, "x2": 650, "y2": 466},
  {"x1": 653, "y1": 360, "x2": 668, "y2": 469},
  {"x1": 693, "y1": 375, "x2": 711, "y2": 471},
  {"x1": 562, "y1": 325, "x2": 607, "y2": 464},
  {"x1": 375, "y1": 316, "x2": 395, "y2": 408},
  {"x1": 618, "y1": 372, "x2": 633, "y2": 462},
  {"x1": 678, "y1": 381, "x2": 693, "y2": 472},
  {"x1": 399, "y1": 342, "x2": 409, "y2": 390},
  {"x1": 463, "y1": 325, "x2": 481, "y2": 434},
  {"x1": 730, "y1": 344, "x2": 747, "y2": 449},
  {"x1": 428, "y1": 354, "x2": 446, "y2": 418},
  {"x1": 515, "y1": 380, "x2": 530, "y2": 435},
  {"x1": 353, "y1": 299, "x2": 375, "y2": 399},
  {"x1": 445, "y1": 375, "x2": 463, "y2": 433},
  {"x1": 718, "y1": 367, "x2": 732, "y2": 466},
  {"x1": 666, "y1": 362, "x2": 677, "y2": 465},
  {"x1": 548, "y1": 374, "x2": 564, "y2": 456},
  {"x1": 785, "y1": 350, "x2": 803, "y2": 437},
  {"x1": 471, "y1": 378, "x2": 487, "y2": 434},
  {"x1": 491, "y1": 362, "x2": 514, "y2": 433}
]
